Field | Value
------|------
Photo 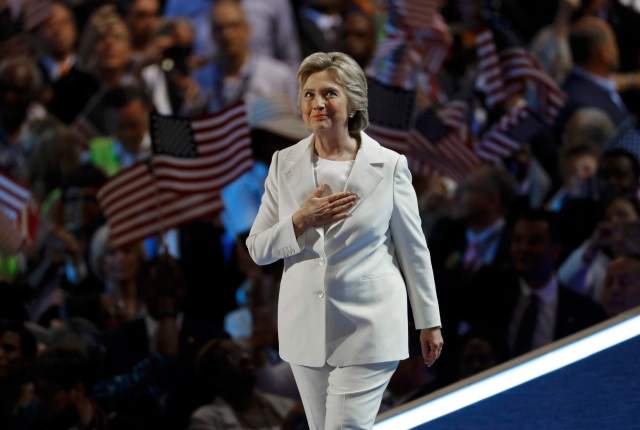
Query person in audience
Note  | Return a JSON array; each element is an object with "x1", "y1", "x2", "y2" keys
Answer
[
  {"x1": 559, "y1": 17, "x2": 630, "y2": 128},
  {"x1": 32, "y1": 347, "x2": 111, "y2": 430},
  {"x1": 24, "y1": 117, "x2": 82, "y2": 205},
  {"x1": 122, "y1": 0, "x2": 162, "y2": 66},
  {"x1": 101, "y1": 253, "x2": 186, "y2": 376},
  {"x1": 339, "y1": 7, "x2": 376, "y2": 69},
  {"x1": 77, "y1": 6, "x2": 136, "y2": 90},
  {"x1": 36, "y1": 1, "x2": 100, "y2": 125},
  {"x1": 547, "y1": 143, "x2": 599, "y2": 212},
  {"x1": 466, "y1": 210, "x2": 607, "y2": 360},
  {"x1": 561, "y1": 107, "x2": 616, "y2": 152},
  {"x1": 204, "y1": 0, "x2": 296, "y2": 112},
  {"x1": 141, "y1": 19, "x2": 206, "y2": 115},
  {"x1": 0, "y1": 56, "x2": 46, "y2": 182},
  {"x1": 455, "y1": 333, "x2": 498, "y2": 380},
  {"x1": 189, "y1": 338, "x2": 298, "y2": 430},
  {"x1": 0, "y1": 322, "x2": 38, "y2": 430},
  {"x1": 559, "y1": 195, "x2": 640, "y2": 302},
  {"x1": 557, "y1": 125, "x2": 640, "y2": 258},
  {"x1": 104, "y1": 85, "x2": 153, "y2": 168},
  {"x1": 428, "y1": 165, "x2": 517, "y2": 381},
  {"x1": 600, "y1": 256, "x2": 640, "y2": 317},
  {"x1": 89, "y1": 226, "x2": 146, "y2": 330},
  {"x1": 243, "y1": 0, "x2": 301, "y2": 69},
  {"x1": 297, "y1": 0, "x2": 345, "y2": 57}
]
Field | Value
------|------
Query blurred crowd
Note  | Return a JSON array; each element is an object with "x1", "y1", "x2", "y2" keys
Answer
[{"x1": 1, "y1": 0, "x2": 640, "y2": 429}]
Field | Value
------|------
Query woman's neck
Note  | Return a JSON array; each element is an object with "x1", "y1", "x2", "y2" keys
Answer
[{"x1": 314, "y1": 129, "x2": 359, "y2": 161}]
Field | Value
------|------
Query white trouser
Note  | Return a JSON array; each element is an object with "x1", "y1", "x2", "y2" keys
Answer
[{"x1": 290, "y1": 361, "x2": 399, "y2": 430}]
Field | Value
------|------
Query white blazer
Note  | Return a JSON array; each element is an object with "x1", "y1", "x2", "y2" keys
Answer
[{"x1": 246, "y1": 132, "x2": 441, "y2": 367}]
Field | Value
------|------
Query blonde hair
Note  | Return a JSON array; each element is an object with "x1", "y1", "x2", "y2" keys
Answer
[
  {"x1": 297, "y1": 52, "x2": 369, "y2": 136},
  {"x1": 77, "y1": 5, "x2": 130, "y2": 72}
]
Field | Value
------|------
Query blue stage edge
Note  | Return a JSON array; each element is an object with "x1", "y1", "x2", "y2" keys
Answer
[{"x1": 375, "y1": 308, "x2": 640, "y2": 430}]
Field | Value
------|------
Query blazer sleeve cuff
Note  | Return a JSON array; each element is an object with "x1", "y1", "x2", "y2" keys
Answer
[
  {"x1": 413, "y1": 310, "x2": 442, "y2": 330},
  {"x1": 271, "y1": 213, "x2": 304, "y2": 259}
]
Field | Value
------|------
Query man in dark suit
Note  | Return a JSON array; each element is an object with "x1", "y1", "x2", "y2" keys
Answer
[
  {"x1": 464, "y1": 210, "x2": 607, "y2": 361},
  {"x1": 558, "y1": 17, "x2": 631, "y2": 129},
  {"x1": 36, "y1": 1, "x2": 99, "y2": 124},
  {"x1": 428, "y1": 166, "x2": 519, "y2": 381}
]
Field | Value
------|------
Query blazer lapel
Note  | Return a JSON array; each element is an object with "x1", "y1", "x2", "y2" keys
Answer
[
  {"x1": 283, "y1": 135, "x2": 316, "y2": 208},
  {"x1": 343, "y1": 132, "x2": 384, "y2": 214}
]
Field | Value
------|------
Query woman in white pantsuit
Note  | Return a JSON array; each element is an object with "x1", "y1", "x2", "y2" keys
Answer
[{"x1": 246, "y1": 52, "x2": 443, "y2": 429}]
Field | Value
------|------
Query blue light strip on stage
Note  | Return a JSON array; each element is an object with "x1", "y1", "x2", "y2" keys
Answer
[{"x1": 374, "y1": 313, "x2": 640, "y2": 430}]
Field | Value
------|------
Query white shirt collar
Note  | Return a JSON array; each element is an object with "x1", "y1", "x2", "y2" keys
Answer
[
  {"x1": 466, "y1": 217, "x2": 505, "y2": 245},
  {"x1": 519, "y1": 275, "x2": 558, "y2": 305},
  {"x1": 572, "y1": 66, "x2": 617, "y2": 93},
  {"x1": 40, "y1": 54, "x2": 76, "y2": 81}
]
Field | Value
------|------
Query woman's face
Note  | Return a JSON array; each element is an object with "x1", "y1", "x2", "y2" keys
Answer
[
  {"x1": 300, "y1": 70, "x2": 350, "y2": 135},
  {"x1": 567, "y1": 154, "x2": 597, "y2": 185},
  {"x1": 104, "y1": 243, "x2": 141, "y2": 283},
  {"x1": 95, "y1": 23, "x2": 131, "y2": 72}
]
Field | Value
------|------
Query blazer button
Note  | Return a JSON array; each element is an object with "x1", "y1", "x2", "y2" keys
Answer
[{"x1": 317, "y1": 291, "x2": 325, "y2": 298}]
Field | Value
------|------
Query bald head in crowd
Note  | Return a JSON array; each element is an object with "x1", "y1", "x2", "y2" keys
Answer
[
  {"x1": 570, "y1": 17, "x2": 619, "y2": 76},
  {"x1": 563, "y1": 107, "x2": 616, "y2": 152},
  {"x1": 454, "y1": 166, "x2": 517, "y2": 232}
]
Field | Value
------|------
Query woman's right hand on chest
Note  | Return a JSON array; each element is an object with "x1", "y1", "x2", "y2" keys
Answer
[{"x1": 292, "y1": 184, "x2": 358, "y2": 237}]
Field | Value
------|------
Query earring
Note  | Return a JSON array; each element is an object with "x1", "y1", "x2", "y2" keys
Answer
[{"x1": 349, "y1": 111, "x2": 355, "y2": 118}]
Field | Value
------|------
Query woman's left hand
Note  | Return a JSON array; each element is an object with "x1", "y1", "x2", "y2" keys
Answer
[{"x1": 420, "y1": 327, "x2": 444, "y2": 367}]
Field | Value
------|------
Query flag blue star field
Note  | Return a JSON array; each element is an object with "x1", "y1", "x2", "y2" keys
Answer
[
  {"x1": 150, "y1": 102, "x2": 254, "y2": 194},
  {"x1": 97, "y1": 102, "x2": 253, "y2": 247}
]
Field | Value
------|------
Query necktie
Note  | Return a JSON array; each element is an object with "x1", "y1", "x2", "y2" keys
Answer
[
  {"x1": 462, "y1": 240, "x2": 480, "y2": 271},
  {"x1": 513, "y1": 294, "x2": 540, "y2": 356}
]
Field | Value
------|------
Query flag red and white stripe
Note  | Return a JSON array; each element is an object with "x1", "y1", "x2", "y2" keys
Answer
[
  {"x1": 0, "y1": 173, "x2": 31, "y2": 248},
  {"x1": 152, "y1": 103, "x2": 254, "y2": 194},
  {"x1": 366, "y1": 0, "x2": 449, "y2": 89},
  {"x1": 395, "y1": 0, "x2": 442, "y2": 29},
  {"x1": 409, "y1": 101, "x2": 482, "y2": 183},
  {"x1": 369, "y1": 100, "x2": 482, "y2": 182},
  {"x1": 475, "y1": 29, "x2": 505, "y2": 108},
  {"x1": 475, "y1": 30, "x2": 566, "y2": 121},
  {"x1": 499, "y1": 48, "x2": 566, "y2": 122},
  {"x1": 97, "y1": 162, "x2": 223, "y2": 248},
  {"x1": 366, "y1": 123, "x2": 410, "y2": 154},
  {"x1": 475, "y1": 103, "x2": 531, "y2": 162},
  {"x1": 98, "y1": 103, "x2": 253, "y2": 248}
]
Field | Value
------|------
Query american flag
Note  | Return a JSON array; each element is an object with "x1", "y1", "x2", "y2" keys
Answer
[
  {"x1": 475, "y1": 29, "x2": 566, "y2": 122},
  {"x1": 475, "y1": 29, "x2": 505, "y2": 109},
  {"x1": 499, "y1": 48, "x2": 566, "y2": 122},
  {"x1": 366, "y1": 79, "x2": 481, "y2": 182},
  {"x1": 475, "y1": 103, "x2": 548, "y2": 163},
  {"x1": 409, "y1": 101, "x2": 482, "y2": 182},
  {"x1": 151, "y1": 102, "x2": 254, "y2": 194},
  {"x1": 0, "y1": 173, "x2": 31, "y2": 247},
  {"x1": 367, "y1": 0, "x2": 449, "y2": 89},
  {"x1": 97, "y1": 162, "x2": 223, "y2": 248},
  {"x1": 390, "y1": 0, "x2": 442, "y2": 30},
  {"x1": 97, "y1": 103, "x2": 253, "y2": 248}
]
